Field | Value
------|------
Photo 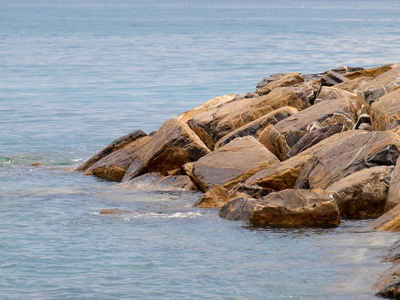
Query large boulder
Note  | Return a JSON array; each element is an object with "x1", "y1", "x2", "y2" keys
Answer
[
  {"x1": 119, "y1": 172, "x2": 197, "y2": 191},
  {"x1": 77, "y1": 129, "x2": 147, "y2": 171},
  {"x1": 385, "y1": 157, "x2": 400, "y2": 212},
  {"x1": 83, "y1": 135, "x2": 151, "y2": 181},
  {"x1": 122, "y1": 118, "x2": 211, "y2": 181},
  {"x1": 370, "y1": 89, "x2": 400, "y2": 131},
  {"x1": 358, "y1": 64, "x2": 400, "y2": 105},
  {"x1": 187, "y1": 87, "x2": 310, "y2": 150},
  {"x1": 214, "y1": 106, "x2": 298, "y2": 149},
  {"x1": 269, "y1": 96, "x2": 357, "y2": 160},
  {"x1": 295, "y1": 131, "x2": 400, "y2": 190},
  {"x1": 191, "y1": 136, "x2": 279, "y2": 192},
  {"x1": 220, "y1": 189, "x2": 340, "y2": 227},
  {"x1": 258, "y1": 73, "x2": 304, "y2": 95},
  {"x1": 326, "y1": 166, "x2": 393, "y2": 219}
]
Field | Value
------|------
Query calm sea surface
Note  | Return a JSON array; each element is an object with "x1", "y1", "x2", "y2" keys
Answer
[{"x1": 1, "y1": 0, "x2": 400, "y2": 298}]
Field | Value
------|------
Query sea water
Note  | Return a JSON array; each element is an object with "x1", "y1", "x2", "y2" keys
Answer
[{"x1": 1, "y1": 0, "x2": 400, "y2": 299}]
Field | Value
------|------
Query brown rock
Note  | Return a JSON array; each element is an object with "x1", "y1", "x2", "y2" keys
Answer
[
  {"x1": 100, "y1": 208, "x2": 130, "y2": 215},
  {"x1": 84, "y1": 135, "x2": 151, "y2": 181},
  {"x1": 359, "y1": 64, "x2": 400, "y2": 104},
  {"x1": 191, "y1": 136, "x2": 279, "y2": 192},
  {"x1": 287, "y1": 123, "x2": 348, "y2": 159},
  {"x1": 214, "y1": 106, "x2": 298, "y2": 149},
  {"x1": 256, "y1": 73, "x2": 286, "y2": 90},
  {"x1": 295, "y1": 131, "x2": 400, "y2": 190},
  {"x1": 122, "y1": 118, "x2": 210, "y2": 181},
  {"x1": 258, "y1": 124, "x2": 276, "y2": 154},
  {"x1": 315, "y1": 86, "x2": 358, "y2": 110},
  {"x1": 30, "y1": 163, "x2": 43, "y2": 167},
  {"x1": 238, "y1": 155, "x2": 311, "y2": 198},
  {"x1": 333, "y1": 76, "x2": 373, "y2": 93},
  {"x1": 177, "y1": 94, "x2": 238, "y2": 123},
  {"x1": 258, "y1": 73, "x2": 305, "y2": 95},
  {"x1": 193, "y1": 185, "x2": 234, "y2": 208},
  {"x1": 374, "y1": 264, "x2": 400, "y2": 299},
  {"x1": 367, "y1": 204, "x2": 400, "y2": 232},
  {"x1": 320, "y1": 70, "x2": 349, "y2": 87},
  {"x1": 187, "y1": 87, "x2": 310, "y2": 150},
  {"x1": 120, "y1": 172, "x2": 197, "y2": 191},
  {"x1": 370, "y1": 90, "x2": 400, "y2": 131},
  {"x1": 220, "y1": 189, "x2": 340, "y2": 227},
  {"x1": 326, "y1": 166, "x2": 393, "y2": 219},
  {"x1": 77, "y1": 130, "x2": 147, "y2": 171},
  {"x1": 295, "y1": 80, "x2": 321, "y2": 104},
  {"x1": 269, "y1": 97, "x2": 357, "y2": 160},
  {"x1": 385, "y1": 157, "x2": 400, "y2": 212},
  {"x1": 344, "y1": 64, "x2": 394, "y2": 80},
  {"x1": 219, "y1": 195, "x2": 257, "y2": 221}
]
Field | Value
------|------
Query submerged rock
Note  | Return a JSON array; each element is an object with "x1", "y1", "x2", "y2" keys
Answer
[
  {"x1": 358, "y1": 64, "x2": 400, "y2": 105},
  {"x1": 120, "y1": 172, "x2": 197, "y2": 191},
  {"x1": 220, "y1": 189, "x2": 340, "y2": 228}
]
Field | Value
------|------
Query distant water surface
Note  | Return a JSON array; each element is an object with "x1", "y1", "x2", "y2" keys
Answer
[{"x1": 1, "y1": 0, "x2": 400, "y2": 298}]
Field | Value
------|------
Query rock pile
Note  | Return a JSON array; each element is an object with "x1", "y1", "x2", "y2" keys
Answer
[
  {"x1": 78, "y1": 63, "x2": 400, "y2": 226},
  {"x1": 77, "y1": 63, "x2": 400, "y2": 297}
]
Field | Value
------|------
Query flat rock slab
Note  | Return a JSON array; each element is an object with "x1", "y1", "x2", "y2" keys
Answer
[
  {"x1": 191, "y1": 136, "x2": 279, "y2": 192},
  {"x1": 326, "y1": 166, "x2": 393, "y2": 219},
  {"x1": 220, "y1": 189, "x2": 340, "y2": 228},
  {"x1": 295, "y1": 131, "x2": 400, "y2": 190},
  {"x1": 77, "y1": 129, "x2": 147, "y2": 171},
  {"x1": 120, "y1": 172, "x2": 197, "y2": 191}
]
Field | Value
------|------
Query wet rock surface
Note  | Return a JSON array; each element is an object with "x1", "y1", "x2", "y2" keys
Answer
[{"x1": 220, "y1": 189, "x2": 340, "y2": 227}]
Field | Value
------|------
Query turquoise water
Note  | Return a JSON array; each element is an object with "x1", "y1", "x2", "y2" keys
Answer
[{"x1": 1, "y1": 0, "x2": 400, "y2": 298}]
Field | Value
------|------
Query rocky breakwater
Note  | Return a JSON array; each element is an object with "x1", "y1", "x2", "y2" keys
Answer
[{"x1": 78, "y1": 63, "x2": 400, "y2": 296}]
